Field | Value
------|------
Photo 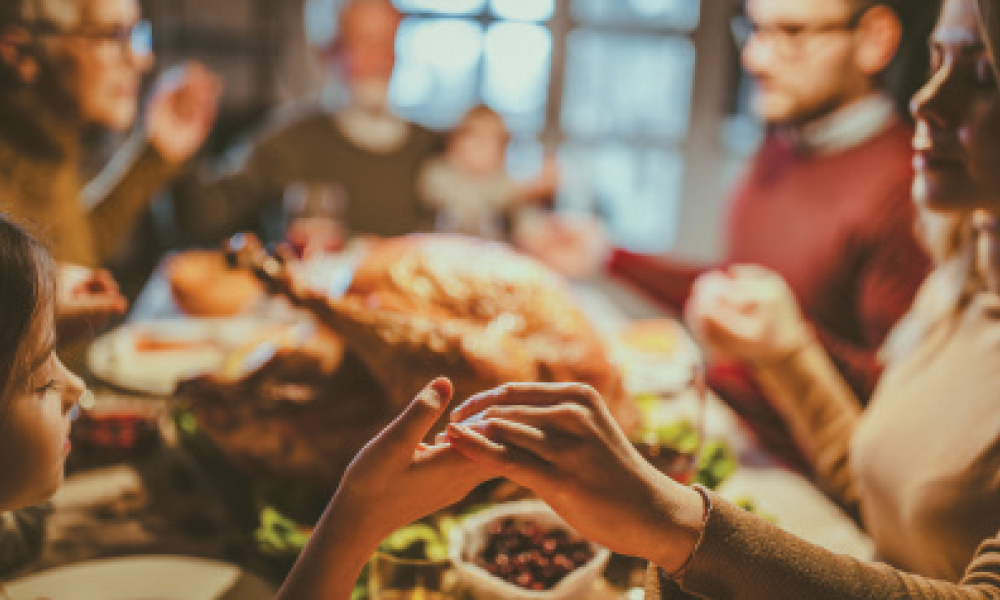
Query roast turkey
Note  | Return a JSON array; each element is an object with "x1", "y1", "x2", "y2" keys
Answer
[{"x1": 179, "y1": 234, "x2": 627, "y2": 518}]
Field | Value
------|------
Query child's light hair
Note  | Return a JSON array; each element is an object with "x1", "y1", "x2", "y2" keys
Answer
[{"x1": 454, "y1": 104, "x2": 511, "y2": 145}]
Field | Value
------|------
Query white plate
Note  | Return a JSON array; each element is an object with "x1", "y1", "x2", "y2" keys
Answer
[
  {"x1": 87, "y1": 318, "x2": 290, "y2": 395},
  {"x1": 5, "y1": 555, "x2": 274, "y2": 600}
]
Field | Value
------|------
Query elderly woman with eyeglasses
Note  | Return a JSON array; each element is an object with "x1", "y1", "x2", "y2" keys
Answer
[
  {"x1": 0, "y1": 0, "x2": 220, "y2": 336},
  {"x1": 0, "y1": 0, "x2": 219, "y2": 576}
]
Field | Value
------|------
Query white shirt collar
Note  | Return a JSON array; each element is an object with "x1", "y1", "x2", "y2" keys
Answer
[
  {"x1": 320, "y1": 82, "x2": 410, "y2": 153},
  {"x1": 795, "y1": 94, "x2": 898, "y2": 155}
]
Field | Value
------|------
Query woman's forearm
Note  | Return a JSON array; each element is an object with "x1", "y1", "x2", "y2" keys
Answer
[{"x1": 656, "y1": 493, "x2": 1000, "y2": 600}]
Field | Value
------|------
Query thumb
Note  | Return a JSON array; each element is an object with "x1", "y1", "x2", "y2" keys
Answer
[{"x1": 378, "y1": 378, "x2": 454, "y2": 466}]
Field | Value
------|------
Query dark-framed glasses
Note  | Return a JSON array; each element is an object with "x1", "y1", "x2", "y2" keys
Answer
[
  {"x1": 730, "y1": 11, "x2": 865, "y2": 59},
  {"x1": 28, "y1": 18, "x2": 153, "y2": 58}
]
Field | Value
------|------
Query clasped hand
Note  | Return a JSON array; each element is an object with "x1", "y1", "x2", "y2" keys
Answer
[
  {"x1": 684, "y1": 265, "x2": 814, "y2": 364},
  {"x1": 330, "y1": 379, "x2": 706, "y2": 578}
]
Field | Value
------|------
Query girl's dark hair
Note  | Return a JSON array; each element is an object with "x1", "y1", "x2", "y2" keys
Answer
[{"x1": 0, "y1": 214, "x2": 55, "y2": 420}]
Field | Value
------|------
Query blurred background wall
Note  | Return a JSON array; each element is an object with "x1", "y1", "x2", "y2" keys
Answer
[{"x1": 135, "y1": 0, "x2": 755, "y2": 262}]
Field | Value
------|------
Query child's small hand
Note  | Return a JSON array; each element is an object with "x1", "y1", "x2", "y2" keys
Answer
[
  {"x1": 278, "y1": 378, "x2": 496, "y2": 600},
  {"x1": 331, "y1": 378, "x2": 493, "y2": 541}
]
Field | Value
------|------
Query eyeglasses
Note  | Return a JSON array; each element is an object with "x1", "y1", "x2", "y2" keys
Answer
[
  {"x1": 731, "y1": 12, "x2": 864, "y2": 59},
  {"x1": 27, "y1": 19, "x2": 153, "y2": 58}
]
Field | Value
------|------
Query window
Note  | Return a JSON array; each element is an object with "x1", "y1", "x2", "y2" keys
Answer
[{"x1": 390, "y1": 0, "x2": 700, "y2": 252}]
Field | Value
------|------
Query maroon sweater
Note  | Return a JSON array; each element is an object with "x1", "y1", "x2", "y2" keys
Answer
[{"x1": 610, "y1": 122, "x2": 929, "y2": 456}]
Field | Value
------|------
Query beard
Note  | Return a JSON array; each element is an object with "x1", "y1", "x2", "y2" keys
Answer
[{"x1": 349, "y1": 77, "x2": 391, "y2": 113}]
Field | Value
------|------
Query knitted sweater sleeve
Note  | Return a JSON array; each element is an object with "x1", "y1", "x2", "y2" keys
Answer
[
  {"x1": 646, "y1": 494, "x2": 1000, "y2": 600},
  {"x1": 606, "y1": 248, "x2": 712, "y2": 315},
  {"x1": 82, "y1": 134, "x2": 179, "y2": 263},
  {"x1": 753, "y1": 340, "x2": 864, "y2": 520}
]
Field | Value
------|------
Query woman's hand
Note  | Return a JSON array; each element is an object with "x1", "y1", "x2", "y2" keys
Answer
[
  {"x1": 278, "y1": 378, "x2": 493, "y2": 600},
  {"x1": 146, "y1": 62, "x2": 222, "y2": 164},
  {"x1": 684, "y1": 265, "x2": 814, "y2": 364},
  {"x1": 55, "y1": 264, "x2": 127, "y2": 344},
  {"x1": 445, "y1": 382, "x2": 706, "y2": 574}
]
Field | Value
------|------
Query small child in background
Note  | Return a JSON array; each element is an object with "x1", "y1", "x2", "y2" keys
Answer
[{"x1": 419, "y1": 104, "x2": 558, "y2": 241}]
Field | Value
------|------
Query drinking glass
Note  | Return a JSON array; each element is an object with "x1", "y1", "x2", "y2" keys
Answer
[
  {"x1": 632, "y1": 362, "x2": 707, "y2": 484},
  {"x1": 368, "y1": 552, "x2": 455, "y2": 600},
  {"x1": 283, "y1": 182, "x2": 347, "y2": 258}
]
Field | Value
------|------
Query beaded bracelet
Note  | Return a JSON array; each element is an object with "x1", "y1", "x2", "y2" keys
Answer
[{"x1": 661, "y1": 483, "x2": 713, "y2": 582}]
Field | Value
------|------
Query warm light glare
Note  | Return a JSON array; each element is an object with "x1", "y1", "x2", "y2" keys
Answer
[
  {"x1": 572, "y1": 0, "x2": 701, "y2": 30},
  {"x1": 562, "y1": 32, "x2": 695, "y2": 139},
  {"x1": 483, "y1": 23, "x2": 551, "y2": 113},
  {"x1": 490, "y1": 0, "x2": 555, "y2": 22},
  {"x1": 391, "y1": 18, "x2": 483, "y2": 123},
  {"x1": 394, "y1": 0, "x2": 486, "y2": 16}
]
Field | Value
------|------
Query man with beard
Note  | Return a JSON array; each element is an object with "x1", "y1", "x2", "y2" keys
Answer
[
  {"x1": 524, "y1": 0, "x2": 937, "y2": 470},
  {"x1": 173, "y1": 0, "x2": 444, "y2": 244}
]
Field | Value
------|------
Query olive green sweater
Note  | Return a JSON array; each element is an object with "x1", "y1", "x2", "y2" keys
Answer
[
  {"x1": 172, "y1": 102, "x2": 445, "y2": 245},
  {"x1": 0, "y1": 89, "x2": 176, "y2": 267}
]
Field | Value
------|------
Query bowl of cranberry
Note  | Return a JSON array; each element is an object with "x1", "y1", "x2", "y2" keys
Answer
[{"x1": 450, "y1": 500, "x2": 610, "y2": 600}]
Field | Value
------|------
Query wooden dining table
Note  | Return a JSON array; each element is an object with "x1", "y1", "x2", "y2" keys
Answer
[{"x1": 20, "y1": 254, "x2": 873, "y2": 598}]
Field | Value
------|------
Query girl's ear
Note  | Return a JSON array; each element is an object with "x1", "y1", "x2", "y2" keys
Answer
[{"x1": 0, "y1": 27, "x2": 40, "y2": 84}]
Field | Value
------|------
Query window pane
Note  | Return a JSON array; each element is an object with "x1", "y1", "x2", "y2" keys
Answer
[
  {"x1": 393, "y1": 0, "x2": 486, "y2": 16},
  {"x1": 560, "y1": 143, "x2": 683, "y2": 252},
  {"x1": 572, "y1": 0, "x2": 700, "y2": 30},
  {"x1": 483, "y1": 22, "x2": 551, "y2": 133},
  {"x1": 390, "y1": 18, "x2": 483, "y2": 128},
  {"x1": 561, "y1": 31, "x2": 695, "y2": 140},
  {"x1": 490, "y1": 0, "x2": 555, "y2": 22}
]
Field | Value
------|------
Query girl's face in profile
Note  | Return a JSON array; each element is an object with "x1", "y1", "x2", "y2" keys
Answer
[
  {"x1": 911, "y1": 0, "x2": 1000, "y2": 214},
  {"x1": 0, "y1": 309, "x2": 85, "y2": 512}
]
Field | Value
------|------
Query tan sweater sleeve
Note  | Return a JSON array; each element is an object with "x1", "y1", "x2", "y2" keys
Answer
[
  {"x1": 646, "y1": 493, "x2": 1000, "y2": 600},
  {"x1": 82, "y1": 134, "x2": 179, "y2": 263},
  {"x1": 752, "y1": 339, "x2": 865, "y2": 520}
]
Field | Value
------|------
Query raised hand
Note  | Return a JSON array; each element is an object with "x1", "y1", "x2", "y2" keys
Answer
[
  {"x1": 277, "y1": 378, "x2": 494, "y2": 600},
  {"x1": 684, "y1": 265, "x2": 814, "y2": 364},
  {"x1": 445, "y1": 382, "x2": 706, "y2": 574},
  {"x1": 145, "y1": 62, "x2": 222, "y2": 164}
]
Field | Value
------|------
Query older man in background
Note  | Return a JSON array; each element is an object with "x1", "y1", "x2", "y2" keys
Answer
[
  {"x1": 172, "y1": 0, "x2": 446, "y2": 247},
  {"x1": 530, "y1": 0, "x2": 936, "y2": 470}
]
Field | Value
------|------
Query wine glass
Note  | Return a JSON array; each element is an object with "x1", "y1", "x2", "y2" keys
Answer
[
  {"x1": 633, "y1": 362, "x2": 707, "y2": 485},
  {"x1": 368, "y1": 552, "x2": 455, "y2": 600},
  {"x1": 283, "y1": 182, "x2": 347, "y2": 258}
]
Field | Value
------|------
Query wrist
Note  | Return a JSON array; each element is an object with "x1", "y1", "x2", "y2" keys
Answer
[
  {"x1": 648, "y1": 479, "x2": 710, "y2": 575},
  {"x1": 321, "y1": 490, "x2": 391, "y2": 557},
  {"x1": 753, "y1": 326, "x2": 818, "y2": 368}
]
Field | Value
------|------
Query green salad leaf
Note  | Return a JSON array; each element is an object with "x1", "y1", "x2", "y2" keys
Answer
[
  {"x1": 378, "y1": 522, "x2": 449, "y2": 561},
  {"x1": 693, "y1": 440, "x2": 738, "y2": 490},
  {"x1": 255, "y1": 506, "x2": 311, "y2": 556}
]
